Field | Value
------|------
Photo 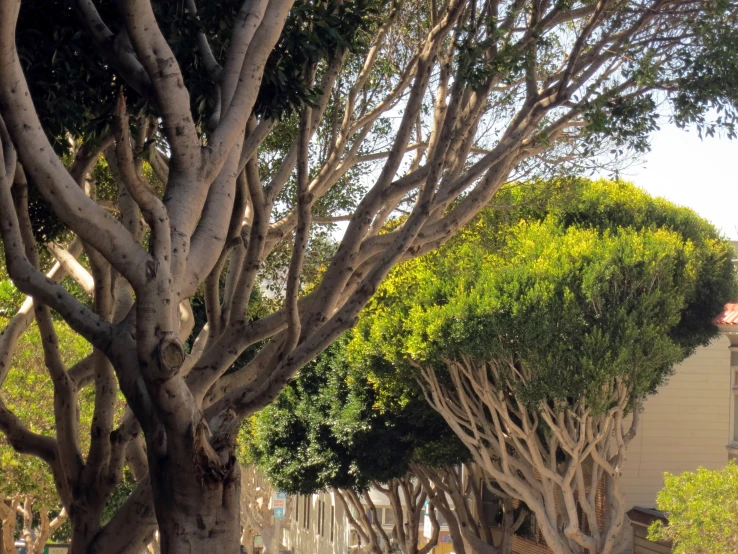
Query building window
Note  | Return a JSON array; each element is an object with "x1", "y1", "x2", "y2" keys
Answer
[
  {"x1": 330, "y1": 505, "x2": 335, "y2": 542},
  {"x1": 482, "y1": 480, "x2": 503, "y2": 526},
  {"x1": 317, "y1": 499, "x2": 326, "y2": 536},
  {"x1": 383, "y1": 508, "x2": 394, "y2": 526},
  {"x1": 732, "y1": 388, "x2": 738, "y2": 442},
  {"x1": 303, "y1": 496, "x2": 311, "y2": 530},
  {"x1": 369, "y1": 507, "x2": 383, "y2": 525},
  {"x1": 516, "y1": 511, "x2": 538, "y2": 542}
]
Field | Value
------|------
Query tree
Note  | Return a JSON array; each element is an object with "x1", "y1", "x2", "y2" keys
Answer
[
  {"x1": 247, "y1": 337, "x2": 530, "y2": 554},
  {"x1": 0, "y1": 497, "x2": 68, "y2": 554},
  {"x1": 648, "y1": 462, "x2": 738, "y2": 554},
  {"x1": 245, "y1": 338, "x2": 458, "y2": 554},
  {"x1": 0, "y1": 281, "x2": 137, "y2": 553},
  {"x1": 237, "y1": 464, "x2": 293, "y2": 554},
  {"x1": 1, "y1": 274, "x2": 91, "y2": 553},
  {"x1": 350, "y1": 179, "x2": 737, "y2": 554},
  {"x1": 1, "y1": 0, "x2": 737, "y2": 551},
  {"x1": 0, "y1": 315, "x2": 94, "y2": 507}
]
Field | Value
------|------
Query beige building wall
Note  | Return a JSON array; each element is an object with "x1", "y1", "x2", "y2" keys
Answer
[
  {"x1": 279, "y1": 491, "x2": 352, "y2": 554},
  {"x1": 620, "y1": 335, "x2": 731, "y2": 510}
]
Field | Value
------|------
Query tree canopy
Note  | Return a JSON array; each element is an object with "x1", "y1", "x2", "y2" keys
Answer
[
  {"x1": 15, "y1": 0, "x2": 385, "y2": 149},
  {"x1": 351, "y1": 178, "x2": 736, "y2": 408},
  {"x1": 348, "y1": 178, "x2": 737, "y2": 553},
  {"x1": 244, "y1": 335, "x2": 469, "y2": 495}
]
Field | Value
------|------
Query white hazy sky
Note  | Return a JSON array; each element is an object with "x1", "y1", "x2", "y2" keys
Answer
[
  {"x1": 336, "y1": 122, "x2": 738, "y2": 242},
  {"x1": 623, "y1": 124, "x2": 738, "y2": 240}
]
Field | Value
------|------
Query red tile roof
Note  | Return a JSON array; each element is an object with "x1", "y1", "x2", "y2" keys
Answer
[{"x1": 714, "y1": 303, "x2": 738, "y2": 326}]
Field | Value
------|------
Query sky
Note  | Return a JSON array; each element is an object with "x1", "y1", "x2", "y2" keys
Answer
[
  {"x1": 334, "y1": 122, "x2": 738, "y2": 243},
  {"x1": 623, "y1": 124, "x2": 738, "y2": 240}
]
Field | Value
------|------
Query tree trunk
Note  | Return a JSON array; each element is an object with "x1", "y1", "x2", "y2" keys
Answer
[
  {"x1": 431, "y1": 500, "x2": 465, "y2": 554},
  {"x1": 151, "y1": 458, "x2": 241, "y2": 554},
  {"x1": 239, "y1": 527, "x2": 250, "y2": 553},
  {"x1": 69, "y1": 512, "x2": 101, "y2": 554},
  {"x1": 498, "y1": 498, "x2": 516, "y2": 554},
  {"x1": 261, "y1": 523, "x2": 275, "y2": 554}
]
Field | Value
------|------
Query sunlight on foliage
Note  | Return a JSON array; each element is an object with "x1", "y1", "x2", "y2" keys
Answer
[{"x1": 650, "y1": 462, "x2": 738, "y2": 554}]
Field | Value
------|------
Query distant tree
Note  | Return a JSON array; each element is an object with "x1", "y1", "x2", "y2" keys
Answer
[
  {"x1": 236, "y1": 465, "x2": 292, "y2": 554},
  {"x1": 0, "y1": 247, "x2": 136, "y2": 550},
  {"x1": 246, "y1": 335, "x2": 531, "y2": 554},
  {"x1": 245, "y1": 337, "x2": 465, "y2": 554},
  {"x1": 0, "y1": 307, "x2": 138, "y2": 552},
  {"x1": 0, "y1": 312, "x2": 88, "y2": 553},
  {"x1": 351, "y1": 179, "x2": 737, "y2": 554},
  {"x1": 0, "y1": 314, "x2": 93, "y2": 506},
  {"x1": 0, "y1": 496, "x2": 68, "y2": 554},
  {"x1": 649, "y1": 462, "x2": 738, "y2": 554}
]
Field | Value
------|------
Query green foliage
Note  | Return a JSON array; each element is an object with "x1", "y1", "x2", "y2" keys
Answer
[
  {"x1": 0, "y1": 279, "x2": 24, "y2": 317},
  {"x1": 485, "y1": 178, "x2": 737, "y2": 355},
  {"x1": 669, "y1": 2, "x2": 738, "y2": 137},
  {"x1": 582, "y1": 95, "x2": 659, "y2": 154},
  {"x1": 580, "y1": 0, "x2": 738, "y2": 150},
  {"x1": 254, "y1": 0, "x2": 385, "y2": 119},
  {"x1": 649, "y1": 462, "x2": 738, "y2": 554},
  {"x1": 449, "y1": 0, "x2": 738, "y2": 154},
  {"x1": 243, "y1": 336, "x2": 469, "y2": 494},
  {"x1": 0, "y1": 316, "x2": 94, "y2": 506},
  {"x1": 16, "y1": 3, "x2": 118, "y2": 151},
  {"x1": 350, "y1": 178, "x2": 736, "y2": 412},
  {"x1": 15, "y1": 0, "x2": 386, "y2": 149}
]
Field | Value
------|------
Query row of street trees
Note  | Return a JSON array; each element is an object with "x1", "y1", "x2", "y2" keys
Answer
[
  {"x1": 246, "y1": 331, "x2": 528, "y2": 554},
  {"x1": 1, "y1": 0, "x2": 738, "y2": 551},
  {"x1": 246, "y1": 178, "x2": 737, "y2": 554}
]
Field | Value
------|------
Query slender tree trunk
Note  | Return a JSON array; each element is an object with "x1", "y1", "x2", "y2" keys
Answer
[
  {"x1": 498, "y1": 498, "x2": 516, "y2": 554},
  {"x1": 430, "y1": 500, "x2": 465, "y2": 554},
  {"x1": 239, "y1": 528, "x2": 250, "y2": 552},
  {"x1": 262, "y1": 521, "x2": 279, "y2": 554}
]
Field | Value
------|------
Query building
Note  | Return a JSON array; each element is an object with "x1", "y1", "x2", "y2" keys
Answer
[
  {"x1": 273, "y1": 488, "x2": 455, "y2": 554},
  {"x1": 620, "y1": 333, "x2": 732, "y2": 552},
  {"x1": 619, "y1": 245, "x2": 738, "y2": 553}
]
